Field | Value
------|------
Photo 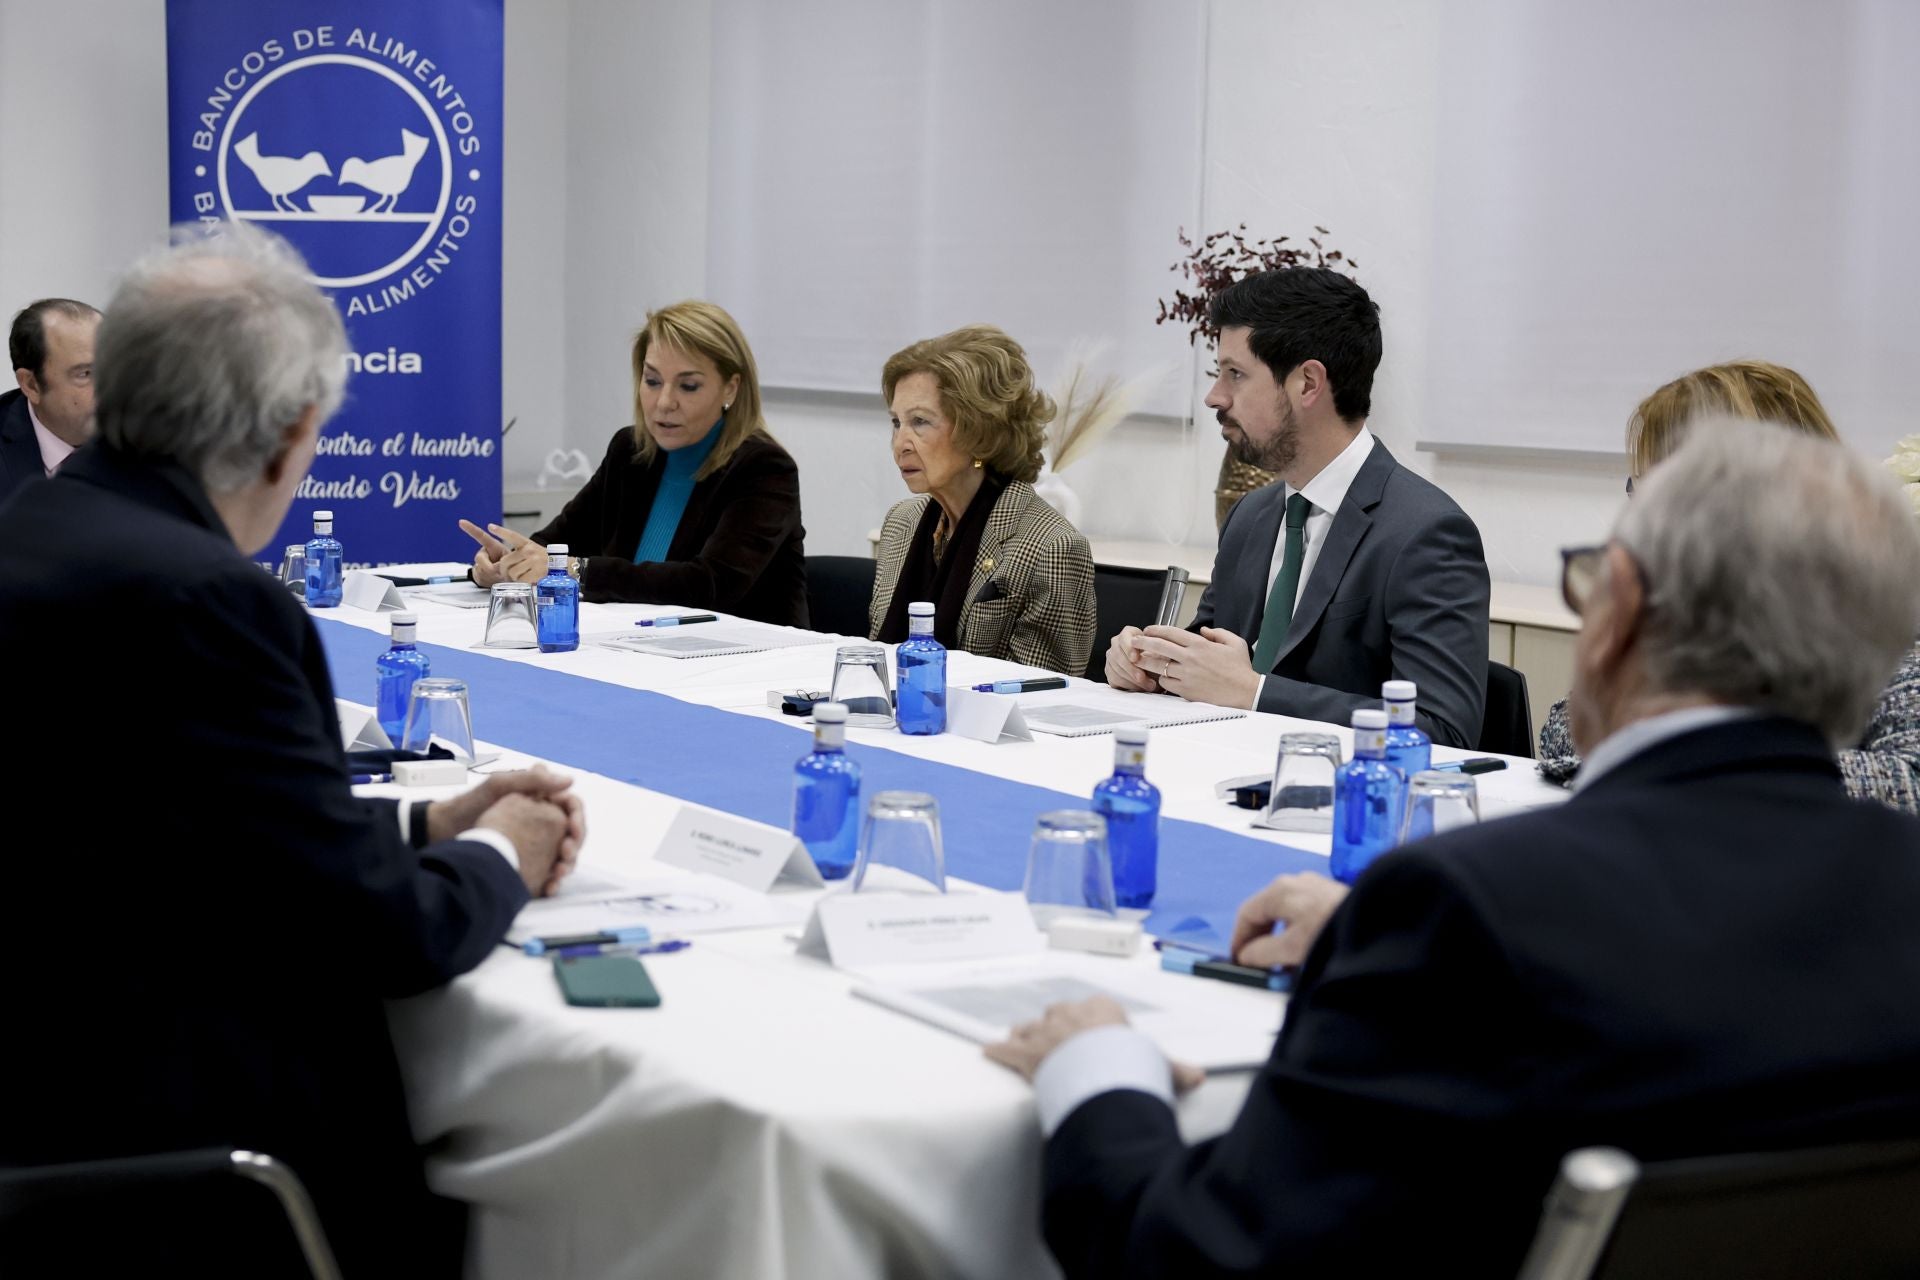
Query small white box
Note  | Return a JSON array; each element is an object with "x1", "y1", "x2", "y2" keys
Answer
[
  {"x1": 1045, "y1": 915, "x2": 1143, "y2": 958},
  {"x1": 393, "y1": 758, "x2": 470, "y2": 787}
]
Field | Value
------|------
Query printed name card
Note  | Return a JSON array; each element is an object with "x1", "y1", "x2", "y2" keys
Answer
[
  {"x1": 336, "y1": 699, "x2": 394, "y2": 751},
  {"x1": 342, "y1": 570, "x2": 408, "y2": 612},
  {"x1": 654, "y1": 806, "x2": 824, "y2": 893},
  {"x1": 798, "y1": 889, "x2": 1045, "y2": 969},
  {"x1": 944, "y1": 687, "x2": 1035, "y2": 745}
]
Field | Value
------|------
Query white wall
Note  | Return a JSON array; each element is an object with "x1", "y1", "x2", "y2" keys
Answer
[{"x1": 0, "y1": 0, "x2": 1661, "y2": 582}]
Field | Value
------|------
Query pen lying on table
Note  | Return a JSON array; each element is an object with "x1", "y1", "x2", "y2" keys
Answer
[
  {"x1": 635, "y1": 614, "x2": 718, "y2": 627},
  {"x1": 971, "y1": 676, "x2": 1068, "y2": 693}
]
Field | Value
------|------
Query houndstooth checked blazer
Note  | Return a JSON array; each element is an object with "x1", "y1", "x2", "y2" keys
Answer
[{"x1": 869, "y1": 480, "x2": 1095, "y2": 677}]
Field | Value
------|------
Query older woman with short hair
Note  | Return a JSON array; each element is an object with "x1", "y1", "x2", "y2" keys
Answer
[
  {"x1": 870, "y1": 325, "x2": 1095, "y2": 675},
  {"x1": 1537, "y1": 359, "x2": 1920, "y2": 812}
]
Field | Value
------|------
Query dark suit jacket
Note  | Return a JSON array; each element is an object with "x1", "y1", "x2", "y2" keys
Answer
[
  {"x1": 1042, "y1": 717, "x2": 1920, "y2": 1278},
  {"x1": 0, "y1": 388, "x2": 45, "y2": 507},
  {"x1": 0, "y1": 445, "x2": 529, "y2": 1277},
  {"x1": 534, "y1": 426, "x2": 809, "y2": 626},
  {"x1": 1194, "y1": 439, "x2": 1490, "y2": 746}
]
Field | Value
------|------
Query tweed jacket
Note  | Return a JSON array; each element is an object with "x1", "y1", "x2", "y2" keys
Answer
[
  {"x1": 1535, "y1": 636, "x2": 1920, "y2": 814},
  {"x1": 870, "y1": 480, "x2": 1095, "y2": 677}
]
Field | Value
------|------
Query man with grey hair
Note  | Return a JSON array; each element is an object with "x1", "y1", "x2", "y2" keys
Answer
[
  {"x1": 989, "y1": 422, "x2": 1920, "y2": 1278},
  {"x1": 0, "y1": 296, "x2": 101, "y2": 502},
  {"x1": 0, "y1": 225, "x2": 584, "y2": 1277}
]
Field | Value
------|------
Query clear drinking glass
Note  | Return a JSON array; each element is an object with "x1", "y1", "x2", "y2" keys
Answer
[
  {"x1": 830, "y1": 643, "x2": 895, "y2": 729},
  {"x1": 400, "y1": 677, "x2": 476, "y2": 762},
  {"x1": 1022, "y1": 810, "x2": 1117, "y2": 927},
  {"x1": 278, "y1": 544, "x2": 307, "y2": 597},
  {"x1": 850, "y1": 790, "x2": 945, "y2": 893},
  {"x1": 1254, "y1": 732, "x2": 1344, "y2": 832},
  {"x1": 1399, "y1": 771, "x2": 1481, "y2": 843},
  {"x1": 482, "y1": 581, "x2": 539, "y2": 649}
]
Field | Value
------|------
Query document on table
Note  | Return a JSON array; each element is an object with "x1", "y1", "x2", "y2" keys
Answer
[
  {"x1": 596, "y1": 625, "x2": 825, "y2": 659},
  {"x1": 406, "y1": 582, "x2": 492, "y2": 609},
  {"x1": 850, "y1": 951, "x2": 1284, "y2": 1071},
  {"x1": 1015, "y1": 686, "x2": 1248, "y2": 737},
  {"x1": 506, "y1": 866, "x2": 810, "y2": 944}
]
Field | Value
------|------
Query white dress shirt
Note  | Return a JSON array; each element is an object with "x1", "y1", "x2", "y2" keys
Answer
[
  {"x1": 1249, "y1": 425, "x2": 1376, "y2": 709},
  {"x1": 26, "y1": 399, "x2": 75, "y2": 476}
]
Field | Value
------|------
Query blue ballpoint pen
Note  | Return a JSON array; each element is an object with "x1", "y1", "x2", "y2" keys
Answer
[
  {"x1": 551, "y1": 939, "x2": 692, "y2": 959},
  {"x1": 522, "y1": 926, "x2": 653, "y2": 956},
  {"x1": 349, "y1": 772, "x2": 394, "y2": 784},
  {"x1": 634, "y1": 614, "x2": 718, "y2": 627},
  {"x1": 971, "y1": 676, "x2": 1069, "y2": 693}
]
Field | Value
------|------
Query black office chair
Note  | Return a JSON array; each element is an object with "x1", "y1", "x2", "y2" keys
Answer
[
  {"x1": 1516, "y1": 1138, "x2": 1920, "y2": 1280},
  {"x1": 1480, "y1": 660, "x2": 1534, "y2": 758},
  {"x1": 1088, "y1": 565, "x2": 1185, "y2": 682},
  {"x1": 806, "y1": 555, "x2": 877, "y2": 638},
  {"x1": 0, "y1": 1148, "x2": 342, "y2": 1278}
]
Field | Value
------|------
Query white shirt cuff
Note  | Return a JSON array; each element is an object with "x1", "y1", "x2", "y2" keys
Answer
[
  {"x1": 455, "y1": 826, "x2": 522, "y2": 874},
  {"x1": 1249, "y1": 675, "x2": 1267, "y2": 712},
  {"x1": 1032, "y1": 1024, "x2": 1173, "y2": 1137},
  {"x1": 394, "y1": 796, "x2": 415, "y2": 841}
]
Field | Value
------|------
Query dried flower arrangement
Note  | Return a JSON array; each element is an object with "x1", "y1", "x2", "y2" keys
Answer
[{"x1": 1157, "y1": 225, "x2": 1358, "y2": 526}]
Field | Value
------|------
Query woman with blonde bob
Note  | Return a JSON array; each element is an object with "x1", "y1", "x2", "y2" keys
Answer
[
  {"x1": 870, "y1": 325, "x2": 1096, "y2": 675},
  {"x1": 1539, "y1": 358, "x2": 1920, "y2": 812},
  {"x1": 459, "y1": 300, "x2": 808, "y2": 625}
]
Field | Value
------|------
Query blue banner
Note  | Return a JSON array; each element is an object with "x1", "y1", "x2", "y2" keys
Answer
[{"x1": 166, "y1": 0, "x2": 503, "y2": 565}]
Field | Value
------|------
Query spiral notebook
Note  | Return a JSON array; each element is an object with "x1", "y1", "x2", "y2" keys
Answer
[{"x1": 1015, "y1": 689, "x2": 1247, "y2": 738}]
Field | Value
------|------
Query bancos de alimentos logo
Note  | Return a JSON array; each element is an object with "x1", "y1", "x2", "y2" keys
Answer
[{"x1": 183, "y1": 24, "x2": 486, "y2": 321}]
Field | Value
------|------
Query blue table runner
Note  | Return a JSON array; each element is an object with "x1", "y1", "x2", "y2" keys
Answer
[{"x1": 316, "y1": 618, "x2": 1322, "y2": 940}]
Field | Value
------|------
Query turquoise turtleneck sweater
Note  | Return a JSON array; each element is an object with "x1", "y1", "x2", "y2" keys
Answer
[{"x1": 632, "y1": 422, "x2": 721, "y2": 564}]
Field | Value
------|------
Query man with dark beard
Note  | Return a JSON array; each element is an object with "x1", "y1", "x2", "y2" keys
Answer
[{"x1": 1106, "y1": 268, "x2": 1490, "y2": 746}]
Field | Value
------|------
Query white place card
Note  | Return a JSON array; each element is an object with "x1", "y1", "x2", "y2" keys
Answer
[
  {"x1": 336, "y1": 699, "x2": 394, "y2": 751},
  {"x1": 945, "y1": 687, "x2": 1035, "y2": 744},
  {"x1": 654, "y1": 805, "x2": 824, "y2": 893},
  {"x1": 796, "y1": 888, "x2": 1045, "y2": 969},
  {"x1": 342, "y1": 570, "x2": 408, "y2": 612}
]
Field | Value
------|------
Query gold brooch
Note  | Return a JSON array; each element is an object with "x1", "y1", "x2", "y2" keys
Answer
[{"x1": 979, "y1": 555, "x2": 995, "y2": 574}]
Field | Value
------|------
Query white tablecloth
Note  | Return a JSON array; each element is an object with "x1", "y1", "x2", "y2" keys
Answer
[{"x1": 325, "y1": 572, "x2": 1567, "y2": 1278}]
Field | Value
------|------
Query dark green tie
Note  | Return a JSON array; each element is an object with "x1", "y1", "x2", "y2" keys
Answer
[{"x1": 1251, "y1": 492, "x2": 1312, "y2": 673}]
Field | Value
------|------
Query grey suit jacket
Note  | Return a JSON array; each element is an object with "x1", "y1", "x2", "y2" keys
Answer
[{"x1": 1193, "y1": 438, "x2": 1490, "y2": 746}]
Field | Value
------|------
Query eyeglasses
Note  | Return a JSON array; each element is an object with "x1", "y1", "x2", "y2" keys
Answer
[{"x1": 1559, "y1": 544, "x2": 1609, "y2": 615}]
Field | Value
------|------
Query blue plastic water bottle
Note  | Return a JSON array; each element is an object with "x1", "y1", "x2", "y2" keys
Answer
[
  {"x1": 1331, "y1": 708, "x2": 1406, "y2": 884},
  {"x1": 1093, "y1": 725, "x2": 1161, "y2": 909},
  {"x1": 303, "y1": 509, "x2": 343, "y2": 608},
  {"x1": 535, "y1": 543, "x2": 580, "y2": 653},
  {"x1": 895, "y1": 601, "x2": 946, "y2": 735},
  {"x1": 1383, "y1": 679, "x2": 1432, "y2": 840},
  {"x1": 375, "y1": 611, "x2": 431, "y2": 742},
  {"x1": 793, "y1": 702, "x2": 861, "y2": 879}
]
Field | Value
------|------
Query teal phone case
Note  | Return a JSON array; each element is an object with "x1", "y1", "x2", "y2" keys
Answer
[{"x1": 553, "y1": 954, "x2": 662, "y2": 1007}]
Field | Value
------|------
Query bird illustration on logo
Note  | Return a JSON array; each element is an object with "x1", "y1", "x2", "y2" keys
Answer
[
  {"x1": 340, "y1": 130, "x2": 430, "y2": 214},
  {"x1": 234, "y1": 133, "x2": 332, "y2": 212},
  {"x1": 231, "y1": 130, "x2": 430, "y2": 218}
]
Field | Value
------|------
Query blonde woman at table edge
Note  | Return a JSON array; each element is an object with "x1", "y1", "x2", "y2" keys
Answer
[
  {"x1": 869, "y1": 325, "x2": 1097, "y2": 677},
  {"x1": 458, "y1": 300, "x2": 809, "y2": 627},
  {"x1": 1536, "y1": 360, "x2": 1920, "y2": 814}
]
